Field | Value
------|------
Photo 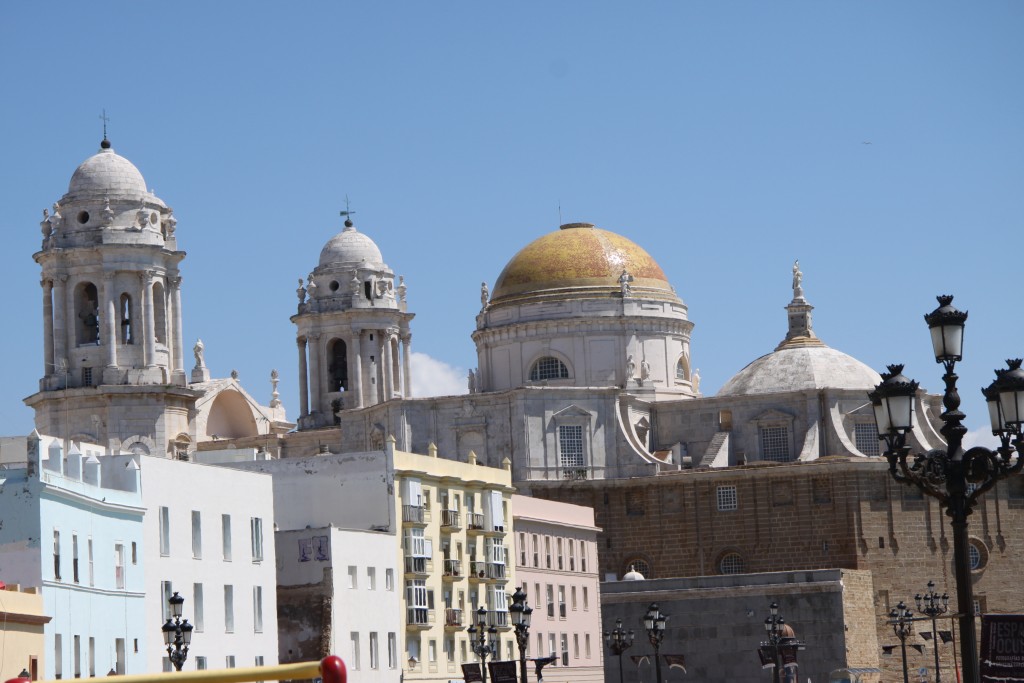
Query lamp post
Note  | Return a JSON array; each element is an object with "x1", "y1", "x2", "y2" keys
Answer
[
  {"x1": 643, "y1": 603, "x2": 668, "y2": 683},
  {"x1": 763, "y1": 603, "x2": 785, "y2": 683},
  {"x1": 468, "y1": 605, "x2": 499, "y2": 683},
  {"x1": 890, "y1": 601, "x2": 915, "y2": 683},
  {"x1": 508, "y1": 587, "x2": 533, "y2": 683},
  {"x1": 870, "y1": 295, "x2": 1024, "y2": 683},
  {"x1": 916, "y1": 581, "x2": 950, "y2": 683},
  {"x1": 605, "y1": 617, "x2": 635, "y2": 683},
  {"x1": 161, "y1": 591, "x2": 194, "y2": 671}
]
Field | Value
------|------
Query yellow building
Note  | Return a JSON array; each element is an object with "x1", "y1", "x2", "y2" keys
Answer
[
  {"x1": 0, "y1": 584, "x2": 50, "y2": 680},
  {"x1": 392, "y1": 442, "x2": 516, "y2": 683}
]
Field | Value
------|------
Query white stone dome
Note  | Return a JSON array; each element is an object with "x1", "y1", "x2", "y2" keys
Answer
[
  {"x1": 67, "y1": 143, "x2": 147, "y2": 198},
  {"x1": 622, "y1": 565, "x2": 646, "y2": 581},
  {"x1": 717, "y1": 345, "x2": 881, "y2": 397},
  {"x1": 318, "y1": 223, "x2": 384, "y2": 267}
]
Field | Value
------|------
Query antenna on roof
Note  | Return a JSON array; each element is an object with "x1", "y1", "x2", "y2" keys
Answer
[
  {"x1": 558, "y1": 201, "x2": 562, "y2": 227},
  {"x1": 99, "y1": 109, "x2": 111, "y2": 149},
  {"x1": 340, "y1": 195, "x2": 356, "y2": 227}
]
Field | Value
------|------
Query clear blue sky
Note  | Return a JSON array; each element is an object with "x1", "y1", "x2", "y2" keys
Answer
[{"x1": 1, "y1": 2, "x2": 1022, "y2": 443}]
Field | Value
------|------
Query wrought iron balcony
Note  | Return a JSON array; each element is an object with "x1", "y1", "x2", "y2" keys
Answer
[
  {"x1": 441, "y1": 509, "x2": 461, "y2": 530},
  {"x1": 466, "y1": 513, "x2": 485, "y2": 532},
  {"x1": 442, "y1": 559, "x2": 462, "y2": 579},
  {"x1": 444, "y1": 608, "x2": 463, "y2": 628},
  {"x1": 404, "y1": 556, "x2": 429, "y2": 576},
  {"x1": 402, "y1": 505, "x2": 425, "y2": 525}
]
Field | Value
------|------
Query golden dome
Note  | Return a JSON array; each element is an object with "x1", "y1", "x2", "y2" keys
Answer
[{"x1": 491, "y1": 223, "x2": 676, "y2": 303}]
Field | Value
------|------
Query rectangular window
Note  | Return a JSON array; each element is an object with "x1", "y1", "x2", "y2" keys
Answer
[
  {"x1": 222, "y1": 514, "x2": 232, "y2": 561},
  {"x1": 350, "y1": 632, "x2": 360, "y2": 670},
  {"x1": 348, "y1": 566, "x2": 358, "y2": 589},
  {"x1": 161, "y1": 581, "x2": 174, "y2": 620},
  {"x1": 193, "y1": 583, "x2": 205, "y2": 632},
  {"x1": 557, "y1": 538, "x2": 564, "y2": 570},
  {"x1": 545, "y1": 537, "x2": 552, "y2": 569},
  {"x1": 54, "y1": 530, "x2": 61, "y2": 581},
  {"x1": 561, "y1": 634, "x2": 569, "y2": 666},
  {"x1": 368, "y1": 567, "x2": 376, "y2": 590},
  {"x1": 226, "y1": 656, "x2": 235, "y2": 669},
  {"x1": 573, "y1": 634, "x2": 579, "y2": 659},
  {"x1": 571, "y1": 586, "x2": 577, "y2": 610},
  {"x1": 388, "y1": 632, "x2": 398, "y2": 669},
  {"x1": 519, "y1": 532, "x2": 527, "y2": 566},
  {"x1": 461, "y1": 639, "x2": 468, "y2": 663},
  {"x1": 854, "y1": 423, "x2": 880, "y2": 457},
  {"x1": 250, "y1": 517, "x2": 264, "y2": 562},
  {"x1": 195, "y1": 657, "x2": 207, "y2": 671},
  {"x1": 131, "y1": 541, "x2": 137, "y2": 564},
  {"x1": 159, "y1": 507, "x2": 170, "y2": 556},
  {"x1": 558, "y1": 586, "x2": 566, "y2": 618},
  {"x1": 546, "y1": 585, "x2": 554, "y2": 618},
  {"x1": 89, "y1": 637, "x2": 95, "y2": 676},
  {"x1": 370, "y1": 632, "x2": 380, "y2": 669},
  {"x1": 583, "y1": 586, "x2": 589, "y2": 610},
  {"x1": 568, "y1": 540, "x2": 575, "y2": 571},
  {"x1": 717, "y1": 485, "x2": 738, "y2": 511},
  {"x1": 253, "y1": 586, "x2": 263, "y2": 632},
  {"x1": 54, "y1": 634, "x2": 62, "y2": 679},
  {"x1": 548, "y1": 635, "x2": 556, "y2": 665},
  {"x1": 585, "y1": 633, "x2": 591, "y2": 658},
  {"x1": 558, "y1": 424, "x2": 585, "y2": 477},
  {"x1": 580, "y1": 542, "x2": 587, "y2": 573},
  {"x1": 114, "y1": 543, "x2": 125, "y2": 589},
  {"x1": 72, "y1": 534, "x2": 79, "y2": 584},
  {"x1": 87, "y1": 538, "x2": 94, "y2": 587},
  {"x1": 531, "y1": 534, "x2": 539, "y2": 567},
  {"x1": 224, "y1": 585, "x2": 234, "y2": 633},
  {"x1": 429, "y1": 639, "x2": 437, "y2": 663},
  {"x1": 385, "y1": 568, "x2": 395, "y2": 591},
  {"x1": 114, "y1": 638, "x2": 125, "y2": 675},
  {"x1": 191, "y1": 511, "x2": 202, "y2": 559},
  {"x1": 759, "y1": 425, "x2": 791, "y2": 462},
  {"x1": 74, "y1": 635, "x2": 81, "y2": 678}
]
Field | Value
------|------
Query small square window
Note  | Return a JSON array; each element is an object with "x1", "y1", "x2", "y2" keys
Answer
[{"x1": 717, "y1": 485, "x2": 738, "y2": 511}]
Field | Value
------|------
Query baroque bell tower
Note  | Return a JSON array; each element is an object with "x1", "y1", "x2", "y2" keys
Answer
[{"x1": 25, "y1": 136, "x2": 200, "y2": 457}]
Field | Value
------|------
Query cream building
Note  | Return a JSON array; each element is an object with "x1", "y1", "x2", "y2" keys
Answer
[{"x1": 0, "y1": 584, "x2": 50, "y2": 681}]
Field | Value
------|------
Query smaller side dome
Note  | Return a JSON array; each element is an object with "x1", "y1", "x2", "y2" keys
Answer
[
  {"x1": 622, "y1": 564, "x2": 646, "y2": 581},
  {"x1": 67, "y1": 143, "x2": 148, "y2": 199},
  {"x1": 318, "y1": 223, "x2": 384, "y2": 267}
]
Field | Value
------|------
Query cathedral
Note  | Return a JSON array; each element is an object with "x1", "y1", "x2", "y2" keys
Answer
[{"x1": 25, "y1": 137, "x2": 1024, "y2": 682}]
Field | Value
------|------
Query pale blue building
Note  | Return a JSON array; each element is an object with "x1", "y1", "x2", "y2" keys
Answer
[{"x1": 0, "y1": 432, "x2": 147, "y2": 677}]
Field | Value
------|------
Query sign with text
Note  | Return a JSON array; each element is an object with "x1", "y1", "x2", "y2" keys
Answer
[
  {"x1": 462, "y1": 664, "x2": 483, "y2": 683},
  {"x1": 981, "y1": 614, "x2": 1024, "y2": 682},
  {"x1": 488, "y1": 660, "x2": 518, "y2": 683}
]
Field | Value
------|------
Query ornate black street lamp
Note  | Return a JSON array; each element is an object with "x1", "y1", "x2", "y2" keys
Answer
[
  {"x1": 890, "y1": 601, "x2": 915, "y2": 683},
  {"x1": 161, "y1": 591, "x2": 194, "y2": 671},
  {"x1": 871, "y1": 295, "x2": 1024, "y2": 683},
  {"x1": 643, "y1": 603, "x2": 669, "y2": 683},
  {"x1": 605, "y1": 617, "x2": 635, "y2": 683},
  {"x1": 468, "y1": 605, "x2": 499, "y2": 683},
  {"x1": 916, "y1": 581, "x2": 950, "y2": 682},
  {"x1": 508, "y1": 587, "x2": 533, "y2": 683}
]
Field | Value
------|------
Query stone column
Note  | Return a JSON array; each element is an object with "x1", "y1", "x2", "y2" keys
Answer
[
  {"x1": 169, "y1": 276, "x2": 185, "y2": 376},
  {"x1": 382, "y1": 331, "x2": 394, "y2": 401},
  {"x1": 297, "y1": 337, "x2": 309, "y2": 418},
  {"x1": 350, "y1": 329, "x2": 364, "y2": 409},
  {"x1": 401, "y1": 333, "x2": 412, "y2": 398},
  {"x1": 53, "y1": 275, "x2": 68, "y2": 369},
  {"x1": 142, "y1": 272, "x2": 156, "y2": 367},
  {"x1": 102, "y1": 273, "x2": 117, "y2": 368},
  {"x1": 308, "y1": 333, "x2": 322, "y2": 416},
  {"x1": 42, "y1": 278, "x2": 54, "y2": 376}
]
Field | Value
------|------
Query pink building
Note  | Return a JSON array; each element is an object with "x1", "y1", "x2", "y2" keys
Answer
[{"x1": 511, "y1": 494, "x2": 603, "y2": 683}]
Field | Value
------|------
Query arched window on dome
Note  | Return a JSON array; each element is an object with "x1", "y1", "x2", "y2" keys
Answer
[
  {"x1": 530, "y1": 357, "x2": 570, "y2": 381},
  {"x1": 327, "y1": 338, "x2": 348, "y2": 392},
  {"x1": 719, "y1": 552, "x2": 745, "y2": 575},
  {"x1": 675, "y1": 356, "x2": 689, "y2": 381}
]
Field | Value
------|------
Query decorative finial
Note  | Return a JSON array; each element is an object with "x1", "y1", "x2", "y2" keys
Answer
[
  {"x1": 99, "y1": 110, "x2": 111, "y2": 148},
  {"x1": 340, "y1": 195, "x2": 356, "y2": 228}
]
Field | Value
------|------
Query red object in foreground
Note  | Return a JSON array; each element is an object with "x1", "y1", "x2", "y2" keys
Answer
[
  {"x1": 4, "y1": 677, "x2": 30, "y2": 683},
  {"x1": 321, "y1": 655, "x2": 347, "y2": 683}
]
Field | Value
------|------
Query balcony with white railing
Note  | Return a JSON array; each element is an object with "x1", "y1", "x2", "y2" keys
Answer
[
  {"x1": 442, "y1": 559, "x2": 463, "y2": 580},
  {"x1": 466, "y1": 513, "x2": 485, "y2": 533},
  {"x1": 469, "y1": 560, "x2": 486, "y2": 582},
  {"x1": 440, "y1": 509, "x2": 461, "y2": 530},
  {"x1": 402, "y1": 504, "x2": 426, "y2": 526},
  {"x1": 484, "y1": 609, "x2": 511, "y2": 630},
  {"x1": 486, "y1": 562, "x2": 507, "y2": 581}
]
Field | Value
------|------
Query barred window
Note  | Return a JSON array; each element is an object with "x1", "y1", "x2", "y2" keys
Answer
[
  {"x1": 676, "y1": 359, "x2": 687, "y2": 380},
  {"x1": 719, "y1": 553, "x2": 745, "y2": 575},
  {"x1": 717, "y1": 485, "x2": 738, "y2": 511},
  {"x1": 625, "y1": 559, "x2": 651, "y2": 579},
  {"x1": 759, "y1": 426, "x2": 791, "y2": 462},
  {"x1": 530, "y1": 357, "x2": 569, "y2": 381},
  {"x1": 559, "y1": 425, "x2": 584, "y2": 467},
  {"x1": 854, "y1": 423, "x2": 880, "y2": 457}
]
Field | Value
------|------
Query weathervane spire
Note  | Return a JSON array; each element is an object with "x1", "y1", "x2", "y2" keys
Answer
[
  {"x1": 339, "y1": 195, "x2": 356, "y2": 228},
  {"x1": 99, "y1": 109, "x2": 111, "y2": 149}
]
